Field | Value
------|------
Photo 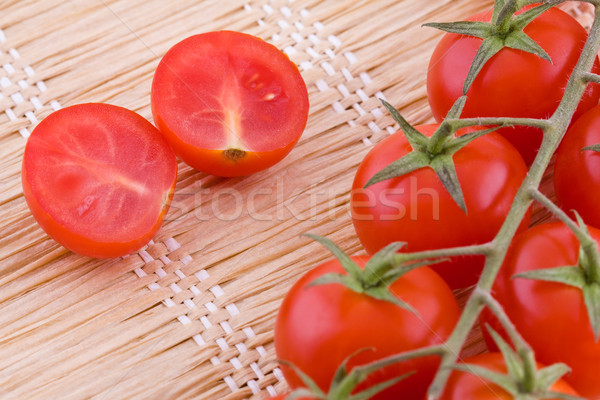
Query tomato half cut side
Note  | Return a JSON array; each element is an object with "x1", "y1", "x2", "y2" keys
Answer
[
  {"x1": 22, "y1": 103, "x2": 178, "y2": 258},
  {"x1": 151, "y1": 30, "x2": 309, "y2": 177}
]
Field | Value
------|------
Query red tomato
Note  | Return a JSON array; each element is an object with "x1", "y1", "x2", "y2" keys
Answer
[
  {"x1": 427, "y1": 7, "x2": 600, "y2": 164},
  {"x1": 350, "y1": 125, "x2": 529, "y2": 289},
  {"x1": 22, "y1": 103, "x2": 177, "y2": 258},
  {"x1": 269, "y1": 395, "x2": 312, "y2": 400},
  {"x1": 440, "y1": 352, "x2": 578, "y2": 399},
  {"x1": 485, "y1": 222, "x2": 600, "y2": 398},
  {"x1": 554, "y1": 105, "x2": 600, "y2": 229},
  {"x1": 275, "y1": 256, "x2": 459, "y2": 400},
  {"x1": 151, "y1": 31, "x2": 309, "y2": 177}
]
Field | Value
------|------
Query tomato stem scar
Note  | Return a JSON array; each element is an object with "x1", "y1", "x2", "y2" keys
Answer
[{"x1": 223, "y1": 148, "x2": 247, "y2": 161}]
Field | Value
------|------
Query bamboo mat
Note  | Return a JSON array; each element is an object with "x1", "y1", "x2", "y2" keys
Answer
[{"x1": 0, "y1": 1, "x2": 591, "y2": 399}]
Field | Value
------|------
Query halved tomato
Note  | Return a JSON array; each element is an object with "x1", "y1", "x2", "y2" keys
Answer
[
  {"x1": 22, "y1": 103, "x2": 177, "y2": 258},
  {"x1": 151, "y1": 31, "x2": 309, "y2": 177}
]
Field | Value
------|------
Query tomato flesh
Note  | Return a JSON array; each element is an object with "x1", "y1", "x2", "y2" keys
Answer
[
  {"x1": 22, "y1": 103, "x2": 177, "y2": 258},
  {"x1": 151, "y1": 31, "x2": 309, "y2": 177}
]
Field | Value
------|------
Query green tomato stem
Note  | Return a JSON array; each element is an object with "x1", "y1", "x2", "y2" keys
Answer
[
  {"x1": 427, "y1": 123, "x2": 454, "y2": 155},
  {"x1": 427, "y1": 3, "x2": 600, "y2": 399},
  {"x1": 427, "y1": 97, "x2": 469, "y2": 154},
  {"x1": 528, "y1": 188, "x2": 586, "y2": 242},
  {"x1": 581, "y1": 71, "x2": 600, "y2": 84},
  {"x1": 475, "y1": 289, "x2": 533, "y2": 356},
  {"x1": 447, "y1": 116, "x2": 552, "y2": 131},
  {"x1": 390, "y1": 242, "x2": 494, "y2": 265},
  {"x1": 521, "y1": 0, "x2": 600, "y2": 7},
  {"x1": 586, "y1": 251, "x2": 600, "y2": 284},
  {"x1": 529, "y1": 179, "x2": 600, "y2": 284},
  {"x1": 349, "y1": 345, "x2": 446, "y2": 378},
  {"x1": 476, "y1": 289, "x2": 539, "y2": 392},
  {"x1": 496, "y1": 0, "x2": 520, "y2": 34},
  {"x1": 520, "y1": 349, "x2": 539, "y2": 393}
]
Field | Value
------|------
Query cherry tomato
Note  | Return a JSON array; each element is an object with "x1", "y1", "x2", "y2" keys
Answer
[
  {"x1": 151, "y1": 31, "x2": 309, "y2": 177},
  {"x1": 22, "y1": 103, "x2": 177, "y2": 258},
  {"x1": 554, "y1": 105, "x2": 600, "y2": 229},
  {"x1": 275, "y1": 256, "x2": 459, "y2": 400},
  {"x1": 484, "y1": 222, "x2": 600, "y2": 398},
  {"x1": 427, "y1": 7, "x2": 600, "y2": 164},
  {"x1": 440, "y1": 352, "x2": 578, "y2": 399},
  {"x1": 350, "y1": 125, "x2": 529, "y2": 289}
]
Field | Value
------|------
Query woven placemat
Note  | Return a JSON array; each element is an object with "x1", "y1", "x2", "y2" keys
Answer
[{"x1": 0, "y1": 1, "x2": 591, "y2": 399}]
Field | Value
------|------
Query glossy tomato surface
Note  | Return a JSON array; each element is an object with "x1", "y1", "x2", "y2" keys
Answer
[
  {"x1": 427, "y1": 7, "x2": 600, "y2": 164},
  {"x1": 554, "y1": 105, "x2": 600, "y2": 229},
  {"x1": 351, "y1": 125, "x2": 530, "y2": 289},
  {"x1": 486, "y1": 222, "x2": 600, "y2": 398},
  {"x1": 275, "y1": 256, "x2": 459, "y2": 400},
  {"x1": 22, "y1": 103, "x2": 177, "y2": 258},
  {"x1": 440, "y1": 352, "x2": 578, "y2": 399},
  {"x1": 151, "y1": 30, "x2": 309, "y2": 177}
]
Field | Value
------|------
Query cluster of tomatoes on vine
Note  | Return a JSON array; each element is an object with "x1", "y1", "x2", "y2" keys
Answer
[{"x1": 272, "y1": 2, "x2": 600, "y2": 400}]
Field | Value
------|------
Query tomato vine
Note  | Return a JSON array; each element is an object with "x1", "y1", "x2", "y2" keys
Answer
[
  {"x1": 276, "y1": 1, "x2": 600, "y2": 399},
  {"x1": 359, "y1": 1, "x2": 600, "y2": 398}
]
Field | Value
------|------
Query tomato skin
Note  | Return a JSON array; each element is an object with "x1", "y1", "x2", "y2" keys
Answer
[
  {"x1": 22, "y1": 103, "x2": 177, "y2": 258},
  {"x1": 440, "y1": 352, "x2": 578, "y2": 399},
  {"x1": 484, "y1": 222, "x2": 600, "y2": 398},
  {"x1": 427, "y1": 7, "x2": 600, "y2": 164},
  {"x1": 350, "y1": 125, "x2": 530, "y2": 289},
  {"x1": 151, "y1": 30, "x2": 309, "y2": 177},
  {"x1": 274, "y1": 256, "x2": 459, "y2": 400},
  {"x1": 554, "y1": 105, "x2": 600, "y2": 229}
]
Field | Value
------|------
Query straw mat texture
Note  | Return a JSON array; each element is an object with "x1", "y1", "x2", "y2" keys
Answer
[{"x1": 0, "y1": 1, "x2": 592, "y2": 399}]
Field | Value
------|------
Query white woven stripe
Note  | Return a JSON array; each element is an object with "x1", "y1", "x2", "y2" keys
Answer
[
  {"x1": 257, "y1": 1, "x2": 388, "y2": 148},
  {"x1": 134, "y1": 236, "x2": 276, "y2": 396},
  {"x1": 0, "y1": 29, "x2": 62, "y2": 138}
]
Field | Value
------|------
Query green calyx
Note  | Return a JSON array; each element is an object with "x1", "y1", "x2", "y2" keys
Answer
[
  {"x1": 281, "y1": 352, "x2": 414, "y2": 400},
  {"x1": 365, "y1": 97, "x2": 499, "y2": 213},
  {"x1": 513, "y1": 211, "x2": 600, "y2": 341},
  {"x1": 457, "y1": 325, "x2": 583, "y2": 400},
  {"x1": 305, "y1": 234, "x2": 435, "y2": 312},
  {"x1": 424, "y1": 1, "x2": 553, "y2": 94}
]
